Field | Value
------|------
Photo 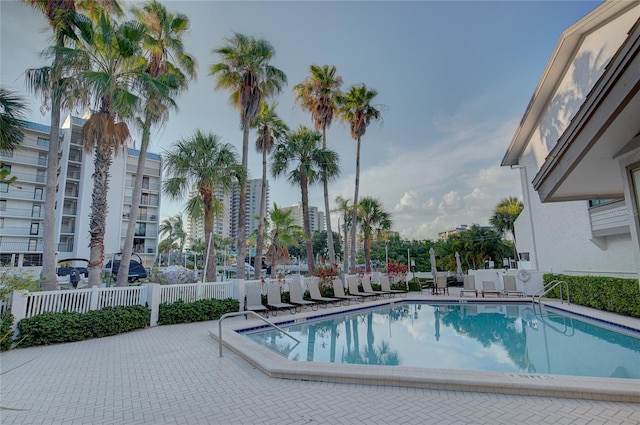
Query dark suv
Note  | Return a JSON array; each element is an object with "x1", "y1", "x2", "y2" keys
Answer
[{"x1": 105, "y1": 253, "x2": 147, "y2": 282}]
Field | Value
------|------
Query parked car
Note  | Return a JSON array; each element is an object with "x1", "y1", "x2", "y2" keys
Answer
[
  {"x1": 105, "y1": 253, "x2": 147, "y2": 282},
  {"x1": 56, "y1": 258, "x2": 89, "y2": 288}
]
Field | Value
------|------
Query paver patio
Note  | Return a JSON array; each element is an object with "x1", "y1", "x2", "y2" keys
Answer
[{"x1": 2, "y1": 301, "x2": 639, "y2": 425}]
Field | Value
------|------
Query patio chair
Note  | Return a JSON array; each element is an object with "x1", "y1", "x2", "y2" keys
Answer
[
  {"x1": 307, "y1": 279, "x2": 342, "y2": 308},
  {"x1": 434, "y1": 276, "x2": 449, "y2": 295},
  {"x1": 460, "y1": 275, "x2": 478, "y2": 297},
  {"x1": 379, "y1": 274, "x2": 407, "y2": 297},
  {"x1": 502, "y1": 275, "x2": 525, "y2": 297},
  {"x1": 481, "y1": 281, "x2": 501, "y2": 298},
  {"x1": 245, "y1": 284, "x2": 268, "y2": 318},
  {"x1": 331, "y1": 279, "x2": 362, "y2": 305},
  {"x1": 266, "y1": 283, "x2": 296, "y2": 316},
  {"x1": 361, "y1": 277, "x2": 391, "y2": 298},
  {"x1": 346, "y1": 276, "x2": 379, "y2": 300},
  {"x1": 288, "y1": 281, "x2": 318, "y2": 311}
]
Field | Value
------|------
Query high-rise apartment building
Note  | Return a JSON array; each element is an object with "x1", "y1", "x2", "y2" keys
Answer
[
  {"x1": 186, "y1": 178, "x2": 268, "y2": 249},
  {"x1": 0, "y1": 115, "x2": 161, "y2": 268},
  {"x1": 280, "y1": 203, "x2": 325, "y2": 233}
]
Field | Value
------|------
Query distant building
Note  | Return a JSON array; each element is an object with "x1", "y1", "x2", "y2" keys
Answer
[
  {"x1": 1, "y1": 114, "x2": 161, "y2": 268},
  {"x1": 501, "y1": 1, "x2": 639, "y2": 278},
  {"x1": 438, "y1": 225, "x2": 469, "y2": 241},
  {"x1": 281, "y1": 203, "x2": 325, "y2": 233}
]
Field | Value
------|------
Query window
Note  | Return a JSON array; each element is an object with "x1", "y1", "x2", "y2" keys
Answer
[
  {"x1": 37, "y1": 137, "x2": 49, "y2": 147},
  {"x1": 519, "y1": 252, "x2": 530, "y2": 261},
  {"x1": 142, "y1": 176, "x2": 150, "y2": 189},
  {"x1": 38, "y1": 152, "x2": 47, "y2": 166},
  {"x1": 0, "y1": 200, "x2": 6, "y2": 211},
  {"x1": 0, "y1": 183, "x2": 8, "y2": 193},
  {"x1": 135, "y1": 222, "x2": 146, "y2": 237},
  {"x1": 588, "y1": 199, "x2": 621, "y2": 207},
  {"x1": 0, "y1": 218, "x2": 3, "y2": 228},
  {"x1": 34, "y1": 187, "x2": 43, "y2": 200},
  {"x1": 28, "y1": 239, "x2": 38, "y2": 251},
  {"x1": 0, "y1": 254, "x2": 14, "y2": 267},
  {"x1": 30, "y1": 222, "x2": 39, "y2": 235},
  {"x1": 36, "y1": 169, "x2": 45, "y2": 183},
  {"x1": 32, "y1": 205, "x2": 41, "y2": 217},
  {"x1": 23, "y1": 254, "x2": 42, "y2": 266}
]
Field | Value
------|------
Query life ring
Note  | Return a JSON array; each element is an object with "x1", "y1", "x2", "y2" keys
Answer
[{"x1": 517, "y1": 269, "x2": 531, "y2": 282}]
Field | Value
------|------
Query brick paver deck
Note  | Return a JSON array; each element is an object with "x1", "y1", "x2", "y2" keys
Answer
[{"x1": 2, "y1": 305, "x2": 639, "y2": 425}]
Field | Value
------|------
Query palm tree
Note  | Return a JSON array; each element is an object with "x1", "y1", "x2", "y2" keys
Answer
[
  {"x1": 66, "y1": 12, "x2": 148, "y2": 287},
  {"x1": 337, "y1": 84, "x2": 382, "y2": 273},
  {"x1": 158, "y1": 213, "x2": 186, "y2": 265},
  {"x1": 117, "y1": 0, "x2": 196, "y2": 286},
  {"x1": 163, "y1": 130, "x2": 242, "y2": 282},
  {"x1": 293, "y1": 64, "x2": 343, "y2": 264},
  {"x1": 0, "y1": 88, "x2": 29, "y2": 153},
  {"x1": 490, "y1": 196, "x2": 524, "y2": 264},
  {"x1": 265, "y1": 203, "x2": 304, "y2": 279},
  {"x1": 356, "y1": 197, "x2": 392, "y2": 273},
  {"x1": 22, "y1": 0, "x2": 123, "y2": 291},
  {"x1": 210, "y1": 32, "x2": 287, "y2": 280},
  {"x1": 158, "y1": 215, "x2": 177, "y2": 264},
  {"x1": 271, "y1": 126, "x2": 339, "y2": 274},
  {"x1": 333, "y1": 195, "x2": 353, "y2": 275},
  {"x1": 250, "y1": 101, "x2": 288, "y2": 279}
]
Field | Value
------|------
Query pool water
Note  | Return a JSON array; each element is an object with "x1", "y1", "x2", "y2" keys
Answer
[{"x1": 246, "y1": 302, "x2": 640, "y2": 379}]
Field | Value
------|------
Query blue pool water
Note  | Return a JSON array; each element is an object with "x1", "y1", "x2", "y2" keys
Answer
[{"x1": 246, "y1": 302, "x2": 640, "y2": 379}]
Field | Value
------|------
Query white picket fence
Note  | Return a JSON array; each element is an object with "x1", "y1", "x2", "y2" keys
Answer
[{"x1": 8, "y1": 280, "x2": 239, "y2": 333}]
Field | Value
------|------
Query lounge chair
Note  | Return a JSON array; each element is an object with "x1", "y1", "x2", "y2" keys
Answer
[
  {"x1": 434, "y1": 276, "x2": 449, "y2": 295},
  {"x1": 245, "y1": 284, "x2": 268, "y2": 317},
  {"x1": 379, "y1": 275, "x2": 407, "y2": 297},
  {"x1": 460, "y1": 275, "x2": 477, "y2": 297},
  {"x1": 346, "y1": 276, "x2": 379, "y2": 300},
  {"x1": 481, "y1": 281, "x2": 501, "y2": 298},
  {"x1": 288, "y1": 281, "x2": 318, "y2": 311},
  {"x1": 502, "y1": 275, "x2": 525, "y2": 297},
  {"x1": 266, "y1": 283, "x2": 296, "y2": 315},
  {"x1": 361, "y1": 277, "x2": 391, "y2": 298},
  {"x1": 331, "y1": 279, "x2": 362, "y2": 305},
  {"x1": 308, "y1": 279, "x2": 341, "y2": 308}
]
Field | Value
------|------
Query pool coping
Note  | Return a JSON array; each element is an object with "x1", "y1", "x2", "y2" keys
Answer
[{"x1": 209, "y1": 297, "x2": 640, "y2": 403}]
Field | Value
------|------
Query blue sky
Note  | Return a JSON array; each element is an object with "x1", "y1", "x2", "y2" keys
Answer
[{"x1": 1, "y1": 0, "x2": 602, "y2": 240}]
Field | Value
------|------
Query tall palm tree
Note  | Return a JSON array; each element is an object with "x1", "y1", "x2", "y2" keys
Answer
[
  {"x1": 293, "y1": 64, "x2": 343, "y2": 264},
  {"x1": 158, "y1": 213, "x2": 186, "y2": 265},
  {"x1": 66, "y1": 12, "x2": 148, "y2": 287},
  {"x1": 22, "y1": 0, "x2": 123, "y2": 290},
  {"x1": 250, "y1": 101, "x2": 288, "y2": 279},
  {"x1": 158, "y1": 215, "x2": 177, "y2": 265},
  {"x1": 271, "y1": 126, "x2": 339, "y2": 274},
  {"x1": 356, "y1": 196, "x2": 392, "y2": 273},
  {"x1": 117, "y1": 0, "x2": 196, "y2": 286},
  {"x1": 337, "y1": 84, "x2": 382, "y2": 273},
  {"x1": 210, "y1": 32, "x2": 286, "y2": 279},
  {"x1": 163, "y1": 130, "x2": 242, "y2": 281},
  {"x1": 333, "y1": 195, "x2": 353, "y2": 275},
  {"x1": 490, "y1": 196, "x2": 524, "y2": 263},
  {"x1": 265, "y1": 203, "x2": 304, "y2": 279}
]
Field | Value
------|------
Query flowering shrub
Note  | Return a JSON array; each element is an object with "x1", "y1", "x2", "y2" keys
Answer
[
  {"x1": 387, "y1": 261, "x2": 408, "y2": 285},
  {"x1": 314, "y1": 263, "x2": 340, "y2": 294}
]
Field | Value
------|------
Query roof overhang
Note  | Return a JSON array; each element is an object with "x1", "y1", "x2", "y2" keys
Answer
[
  {"x1": 532, "y1": 19, "x2": 640, "y2": 202},
  {"x1": 501, "y1": 1, "x2": 639, "y2": 167}
]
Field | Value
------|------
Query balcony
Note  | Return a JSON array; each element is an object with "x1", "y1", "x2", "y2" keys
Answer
[
  {"x1": 6, "y1": 171, "x2": 46, "y2": 185},
  {"x1": 0, "y1": 241, "x2": 44, "y2": 252},
  {"x1": 125, "y1": 180, "x2": 161, "y2": 191},
  {"x1": 589, "y1": 200, "x2": 630, "y2": 238},
  {"x1": 0, "y1": 226, "x2": 44, "y2": 236},
  {"x1": 1, "y1": 152, "x2": 48, "y2": 167},
  {"x1": 0, "y1": 189, "x2": 45, "y2": 201},
  {"x1": 0, "y1": 208, "x2": 44, "y2": 219}
]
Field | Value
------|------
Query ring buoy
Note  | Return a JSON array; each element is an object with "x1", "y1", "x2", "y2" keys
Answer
[{"x1": 517, "y1": 269, "x2": 531, "y2": 282}]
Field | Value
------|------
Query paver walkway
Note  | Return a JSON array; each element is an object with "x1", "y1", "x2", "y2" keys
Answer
[{"x1": 2, "y1": 316, "x2": 639, "y2": 425}]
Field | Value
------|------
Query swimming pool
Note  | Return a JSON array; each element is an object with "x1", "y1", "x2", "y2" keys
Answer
[{"x1": 245, "y1": 302, "x2": 640, "y2": 380}]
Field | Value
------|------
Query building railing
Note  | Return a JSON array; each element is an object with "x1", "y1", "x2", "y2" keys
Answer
[
  {"x1": 0, "y1": 190, "x2": 45, "y2": 201},
  {"x1": 0, "y1": 226, "x2": 44, "y2": 236},
  {"x1": 0, "y1": 208, "x2": 43, "y2": 218}
]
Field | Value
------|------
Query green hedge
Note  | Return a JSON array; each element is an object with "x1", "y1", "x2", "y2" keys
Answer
[
  {"x1": 1, "y1": 312, "x2": 14, "y2": 351},
  {"x1": 16, "y1": 305, "x2": 150, "y2": 347},
  {"x1": 544, "y1": 274, "x2": 640, "y2": 318},
  {"x1": 157, "y1": 298, "x2": 239, "y2": 325}
]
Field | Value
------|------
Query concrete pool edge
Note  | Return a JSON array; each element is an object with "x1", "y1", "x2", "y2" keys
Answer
[{"x1": 210, "y1": 299, "x2": 640, "y2": 403}]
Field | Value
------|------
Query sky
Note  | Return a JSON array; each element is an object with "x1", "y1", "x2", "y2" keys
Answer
[{"x1": 0, "y1": 0, "x2": 603, "y2": 240}]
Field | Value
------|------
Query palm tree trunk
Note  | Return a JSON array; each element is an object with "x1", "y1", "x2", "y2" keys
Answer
[
  {"x1": 301, "y1": 175, "x2": 315, "y2": 274},
  {"x1": 87, "y1": 145, "x2": 113, "y2": 287},
  {"x1": 322, "y1": 127, "x2": 336, "y2": 264},
  {"x1": 254, "y1": 147, "x2": 268, "y2": 279},
  {"x1": 350, "y1": 137, "x2": 361, "y2": 274},
  {"x1": 364, "y1": 235, "x2": 371, "y2": 273},
  {"x1": 41, "y1": 45, "x2": 64, "y2": 291},
  {"x1": 236, "y1": 121, "x2": 249, "y2": 278},
  {"x1": 204, "y1": 203, "x2": 217, "y2": 281},
  {"x1": 117, "y1": 115, "x2": 151, "y2": 286},
  {"x1": 343, "y1": 212, "x2": 349, "y2": 276}
]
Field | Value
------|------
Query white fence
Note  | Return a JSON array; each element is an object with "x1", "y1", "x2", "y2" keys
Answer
[{"x1": 7, "y1": 280, "x2": 239, "y2": 334}]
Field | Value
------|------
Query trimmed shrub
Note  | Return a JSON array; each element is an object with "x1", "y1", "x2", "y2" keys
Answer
[
  {"x1": 16, "y1": 305, "x2": 150, "y2": 347},
  {"x1": 1, "y1": 312, "x2": 14, "y2": 351},
  {"x1": 157, "y1": 298, "x2": 239, "y2": 325},
  {"x1": 544, "y1": 274, "x2": 640, "y2": 318}
]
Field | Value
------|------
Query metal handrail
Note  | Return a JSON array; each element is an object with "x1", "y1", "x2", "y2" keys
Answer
[
  {"x1": 217, "y1": 310, "x2": 300, "y2": 357},
  {"x1": 533, "y1": 280, "x2": 570, "y2": 307}
]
